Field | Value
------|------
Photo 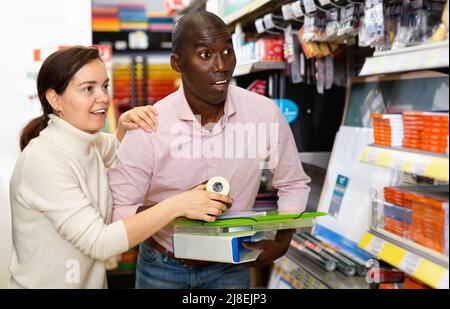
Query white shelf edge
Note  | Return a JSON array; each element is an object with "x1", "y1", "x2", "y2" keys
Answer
[
  {"x1": 372, "y1": 41, "x2": 450, "y2": 57},
  {"x1": 360, "y1": 40, "x2": 449, "y2": 76},
  {"x1": 223, "y1": 0, "x2": 272, "y2": 25},
  {"x1": 365, "y1": 144, "x2": 449, "y2": 159},
  {"x1": 360, "y1": 144, "x2": 449, "y2": 182},
  {"x1": 233, "y1": 61, "x2": 285, "y2": 77}
]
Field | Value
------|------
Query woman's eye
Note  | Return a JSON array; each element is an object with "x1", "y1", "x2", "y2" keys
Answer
[
  {"x1": 84, "y1": 86, "x2": 93, "y2": 92},
  {"x1": 103, "y1": 84, "x2": 109, "y2": 91},
  {"x1": 200, "y1": 51, "x2": 211, "y2": 59}
]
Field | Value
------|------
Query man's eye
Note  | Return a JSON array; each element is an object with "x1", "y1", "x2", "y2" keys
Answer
[
  {"x1": 223, "y1": 48, "x2": 234, "y2": 55},
  {"x1": 200, "y1": 51, "x2": 211, "y2": 59}
]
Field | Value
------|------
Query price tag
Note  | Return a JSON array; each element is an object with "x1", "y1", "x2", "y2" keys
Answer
[
  {"x1": 409, "y1": 157, "x2": 431, "y2": 176},
  {"x1": 341, "y1": 3, "x2": 355, "y2": 20},
  {"x1": 318, "y1": 0, "x2": 331, "y2": 5},
  {"x1": 399, "y1": 252, "x2": 421, "y2": 275},
  {"x1": 366, "y1": 148, "x2": 379, "y2": 164},
  {"x1": 291, "y1": 1, "x2": 304, "y2": 17},
  {"x1": 282, "y1": 4, "x2": 295, "y2": 20},
  {"x1": 367, "y1": 237, "x2": 384, "y2": 255},
  {"x1": 300, "y1": 52, "x2": 305, "y2": 75},
  {"x1": 255, "y1": 18, "x2": 265, "y2": 34},
  {"x1": 303, "y1": 0, "x2": 317, "y2": 14},
  {"x1": 263, "y1": 14, "x2": 275, "y2": 29},
  {"x1": 391, "y1": 152, "x2": 407, "y2": 170},
  {"x1": 437, "y1": 270, "x2": 449, "y2": 289}
]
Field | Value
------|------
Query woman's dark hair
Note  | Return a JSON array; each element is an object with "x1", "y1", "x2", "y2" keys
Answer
[{"x1": 19, "y1": 46, "x2": 102, "y2": 151}]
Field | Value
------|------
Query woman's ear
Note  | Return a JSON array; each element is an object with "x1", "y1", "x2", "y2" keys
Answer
[
  {"x1": 170, "y1": 53, "x2": 182, "y2": 73},
  {"x1": 45, "y1": 89, "x2": 61, "y2": 114}
]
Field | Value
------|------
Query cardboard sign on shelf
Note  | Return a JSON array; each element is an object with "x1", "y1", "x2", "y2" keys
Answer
[{"x1": 314, "y1": 126, "x2": 398, "y2": 260}]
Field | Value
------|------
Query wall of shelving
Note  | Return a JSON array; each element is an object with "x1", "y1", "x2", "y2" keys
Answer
[
  {"x1": 94, "y1": 0, "x2": 164, "y2": 13},
  {"x1": 204, "y1": 0, "x2": 449, "y2": 289}
]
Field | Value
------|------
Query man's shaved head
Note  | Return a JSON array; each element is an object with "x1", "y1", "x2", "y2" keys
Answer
[
  {"x1": 172, "y1": 11, "x2": 228, "y2": 54},
  {"x1": 169, "y1": 10, "x2": 235, "y2": 108}
]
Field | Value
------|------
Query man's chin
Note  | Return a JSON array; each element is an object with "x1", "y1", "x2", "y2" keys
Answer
[{"x1": 207, "y1": 91, "x2": 228, "y2": 105}]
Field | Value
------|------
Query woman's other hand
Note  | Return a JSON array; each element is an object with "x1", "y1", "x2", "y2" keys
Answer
[{"x1": 116, "y1": 105, "x2": 159, "y2": 141}]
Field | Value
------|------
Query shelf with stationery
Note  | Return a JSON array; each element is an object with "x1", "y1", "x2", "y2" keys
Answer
[
  {"x1": 269, "y1": 233, "x2": 371, "y2": 289},
  {"x1": 93, "y1": 30, "x2": 172, "y2": 53},
  {"x1": 355, "y1": 70, "x2": 449, "y2": 289},
  {"x1": 360, "y1": 41, "x2": 450, "y2": 76},
  {"x1": 92, "y1": 2, "x2": 174, "y2": 53},
  {"x1": 359, "y1": 229, "x2": 448, "y2": 289},
  {"x1": 208, "y1": 0, "x2": 449, "y2": 290}
]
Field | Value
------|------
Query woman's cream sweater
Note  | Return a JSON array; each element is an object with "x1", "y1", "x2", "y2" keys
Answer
[{"x1": 9, "y1": 115, "x2": 129, "y2": 288}]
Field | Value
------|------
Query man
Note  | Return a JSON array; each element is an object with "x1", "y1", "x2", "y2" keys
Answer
[{"x1": 108, "y1": 11, "x2": 310, "y2": 289}]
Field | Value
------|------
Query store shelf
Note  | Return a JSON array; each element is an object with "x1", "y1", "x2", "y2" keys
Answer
[
  {"x1": 360, "y1": 41, "x2": 449, "y2": 76},
  {"x1": 285, "y1": 246, "x2": 371, "y2": 289},
  {"x1": 358, "y1": 229, "x2": 449, "y2": 289},
  {"x1": 360, "y1": 144, "x2": 449, "y2": 182},
  {"x1": 299, "y1": 152, "x2": 331, "y2": 170},
  {"x1": 92, "y1": 30, "x2": 172, "y2": 53},
  {"x1": 223, "y1": 0, "x2": 272, "y2": 25},
  {"x1": 233, "y1": 60, "x2": 285, "y2": 77}
]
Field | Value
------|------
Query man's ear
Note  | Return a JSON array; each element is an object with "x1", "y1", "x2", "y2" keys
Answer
[
  {"x1": 45, "y1": 89, "x2": 61, "y2": 113},
  {"x1": 170, "y1": 53, "x2": 182, "y2": 73}
]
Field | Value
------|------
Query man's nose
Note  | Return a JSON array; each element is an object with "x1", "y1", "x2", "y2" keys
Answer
[{"x1": 213, "y1": 54, "x2": 226, "y2": 72}]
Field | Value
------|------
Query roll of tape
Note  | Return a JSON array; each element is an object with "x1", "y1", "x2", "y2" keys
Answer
[{"x1": 206, "y1": 176, "x2": 230, "y2": 196}]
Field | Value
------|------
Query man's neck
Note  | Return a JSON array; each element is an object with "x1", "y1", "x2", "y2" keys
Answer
[{"x1": 186, "y1": 96, "x2": 225, "y2": 127}]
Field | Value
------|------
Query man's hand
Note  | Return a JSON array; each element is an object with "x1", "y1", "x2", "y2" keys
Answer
[{"x1": 242, "y1": 229, "x2": 295, "y2": 268}]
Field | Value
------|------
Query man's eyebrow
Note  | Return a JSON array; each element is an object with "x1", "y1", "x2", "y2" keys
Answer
[
  {"x1": 194, "y1": 41, "x2": 213, "y2": 48},
  {"x1": 194, "y1": 38, "x2": 233, "y2": 49}
]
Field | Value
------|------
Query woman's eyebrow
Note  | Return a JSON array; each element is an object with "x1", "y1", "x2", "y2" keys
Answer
[
  {"x1": 77, "y1": 81, "x2": 96, "y2": 86},
  {"x1": 77, "y1": 78, "x2": 109, "y2": 86}
]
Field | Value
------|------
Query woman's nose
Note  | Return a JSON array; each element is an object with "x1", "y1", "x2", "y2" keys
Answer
[{"x1": 96, "y1": 88, "x2": 110, "y2": 102}]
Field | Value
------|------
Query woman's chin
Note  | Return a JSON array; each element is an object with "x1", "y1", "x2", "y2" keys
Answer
[{"x1": 84, "y1": 122, "x2": 105, "y2": 134}]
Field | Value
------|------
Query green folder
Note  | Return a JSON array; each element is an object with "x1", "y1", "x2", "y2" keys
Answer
[{"x1": 173, "y1": 211, "x2": 327, "y2": 236}]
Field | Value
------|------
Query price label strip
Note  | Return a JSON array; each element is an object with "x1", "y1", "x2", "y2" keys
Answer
[
  {"x1": 360, "y1": 145, "x2": 449, "y2": 182},
  {"x1": 359, "y1": 232, "x2": 449, "y2": 289}
]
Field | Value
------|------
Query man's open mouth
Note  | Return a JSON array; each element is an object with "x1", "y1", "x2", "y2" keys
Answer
[{"x1": 211, "y1": 80, "x2": 229, "y2": 92}]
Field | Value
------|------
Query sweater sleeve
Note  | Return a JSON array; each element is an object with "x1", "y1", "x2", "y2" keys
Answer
[
  {"x1": 95, "y1": 132, "x2": 120, "y2": 168},
  {"x1": 16, "y1": 151, "x2": 129, "y2": 261}
]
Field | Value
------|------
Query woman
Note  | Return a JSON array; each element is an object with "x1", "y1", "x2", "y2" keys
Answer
[{"x1": 9, "y1": 46, "x2": 230, "y2": 288}]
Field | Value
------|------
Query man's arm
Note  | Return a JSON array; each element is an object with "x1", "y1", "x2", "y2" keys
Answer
[
  {"x1": 108, "y1": 129, "x2": 154, "y2": 222},
  {"x1": 270, "y1": 106, "x2": 311, "y2": 213},
  {"x1": 245, "y1": 104, "x2": 311, "y2": 268}
]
